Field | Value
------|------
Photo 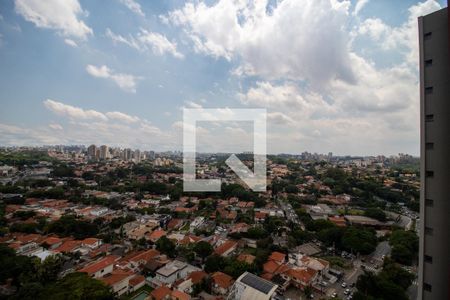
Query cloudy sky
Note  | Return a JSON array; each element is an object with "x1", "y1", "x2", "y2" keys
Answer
[{"x1": 0, "y1": 0, "x2": 445, "y2": 155}]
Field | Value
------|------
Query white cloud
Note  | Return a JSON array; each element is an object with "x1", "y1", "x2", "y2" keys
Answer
[
  {"x1": 64, "y1": 38, "x2": 78, "y2": 47},
  {"x1": 106, "y1": 28, "x2": 184, "y2": 59},
  {"x1": 267, "y1": 112, "x2": 294, "y2": 125},
  {"x1": 48, "y1": 123, "x2": 63, "y2": 130},
  {"x1": 137, "y1": 29, "x2": 184, "y2": 59},
  {"x1": 105, "y1": 28, "x2": 139, "y2": 49},
  {"x1": 353, "y1": 0, "x2": 369, "y2": 16},
  {"x1": 86, "y1": 64, "x2": 140, "y2": 93},
  {"x1": 119, "y1": 0, "x2": 144, "y2": 17},
  {"x1": 106, "y1": 111, "x2": 140, "y2": 123},
  {"x1": 14, "y1": 0, "x2": 93, "y2": 40},
  {"x1": 44, "y1": 99, "x2": 107, "y2": 121},
  {"x1": 44, "y1": 99, "x2": 143, "y2": 125},
  {"x1": 165, "y1": 0, "x2": 354, "y2": 86},
  {"x1": 355, "y1": 0, "x2": 441, "y2": 66}
]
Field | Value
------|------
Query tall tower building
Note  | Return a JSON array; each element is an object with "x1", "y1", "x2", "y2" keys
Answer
[
  {"x1": 87, "y1": 144, "x2": 97, "y2": 160},
  {"x1": 99, "y1": 145, "x2": 109, "y2": 160},
  {"x1": 418, "y1": 5, "x2": 449, "y2": 300}
]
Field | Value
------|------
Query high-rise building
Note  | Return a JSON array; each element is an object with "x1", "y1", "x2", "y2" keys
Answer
[
  {"x1": 418, "y1": 5, "x2": 449, "y2": 300},
  {"x1": 99, "y1": 145, "x2": 109, "y2": 160},
  {"x1": 87, "y1": 144, "x2": 97, "y2": 160}
]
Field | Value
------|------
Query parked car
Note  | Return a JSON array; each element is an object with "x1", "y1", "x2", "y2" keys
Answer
[{"x1": 341, "y1": 282, "x2": 347, "y2": 288}]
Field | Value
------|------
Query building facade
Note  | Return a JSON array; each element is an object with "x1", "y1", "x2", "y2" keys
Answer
[{"x1": 418, "y1": 5, "x2": 450, "y2": 300}]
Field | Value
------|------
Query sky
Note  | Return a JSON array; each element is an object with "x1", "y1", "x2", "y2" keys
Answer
[{"x1": 0, "y1": 0, "x2": 446, "y2": 156}]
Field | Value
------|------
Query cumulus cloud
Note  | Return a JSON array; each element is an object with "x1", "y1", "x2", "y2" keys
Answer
[
  {"x1": 64, "y1": 38, "x2": 78, "y2": 47},
  {"x1": 119, "y1": 0, "x2": 144, "y2": 17},
  {"x1": 353, "y1": 0, "x2": 369, "y2": 16},
  {"x1": 165, "y1": 0, "x2": 355, "y2": 86},
  {"x1": 48, "y1": 123, "x2": 63, "y2": 130},
  {"x1": 86, "y1": 64, "x2": 140, "y2": 93},
  {"x1": 44, "y1": 99, "x2": 143, "y2": 125},
  {"x1": 14, "y1": 0, "x2": 93, "y2": 40},
  {"x1": 106, "y1": 111, "x2": 140, "y2": 123},
  {"x1": 44, "y1": 99, "x2": 107, "y2": 121},
  {"x1": 106, "y1": 28, "x2": 184, "y2": 59},
  {"x1": 355, "y1": 0, "x2": 442, "y2": 65}
]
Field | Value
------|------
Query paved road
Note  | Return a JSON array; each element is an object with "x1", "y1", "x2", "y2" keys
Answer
[{"x1": 370, "y1": 241, "x2": 391, "y2": 262}]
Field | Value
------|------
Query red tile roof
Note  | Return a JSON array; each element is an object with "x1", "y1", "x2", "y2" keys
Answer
[
  {"x1": 263, "y1": 260, "x2": 280, "y2": 274},
  {"x1": 130, "y1": 249, "x2": 160, "y2": 264},
  {"x1": 99, "y1": 269, "x2": 133, "y2": 286},
  {"x1": 171, "y1": 290, "x2": 190, "y2": 300},
  {"x1": 151, "y1": 286, "x2": 172, "y2": 300},
  {"x1": 211, "y1": 272, "x2": 233, "y2": 289},
  {"x1": 269, "y1": 251, "x2": 286, "y2": 263},
  {"x1": 79, "y1": 255, "x2": 119, "y2": 275},
  {"x1": 53, "y1": 240, "x2": 82, "y2": 253},
  {"x1": 82, "y1": 238, "x2": 100, "y2": 245},
  {"x1": 147, "y1": 229, "x2": 166, "y2": 241},
  {"x1": 129, "y1": 275, "x2": 145, "y2": 286},
  {"x1": 214, "y1": 241, "x2": 237, "y2": 256},
  {"x1": 187, "y1": 271, "x2": 208, "y2": 284},
  {"x1": 42, "y1": 236, "x2": 62, "y2": 246}
]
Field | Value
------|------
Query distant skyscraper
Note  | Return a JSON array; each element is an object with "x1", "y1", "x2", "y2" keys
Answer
[
  {"x1": 418, "y1": 5, "x2": 449, "y2": 300},
  {"x1": 87, "y1": 144, "x2": 97, "y2": 160},
  {"x1": 99, "y1": 145, "x2": 109, "y2": 160}
]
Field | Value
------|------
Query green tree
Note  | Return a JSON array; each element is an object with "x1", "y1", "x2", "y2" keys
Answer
[
  {"x1": 341, "y1": 227, "x2": 377, "y2": 255},
  {"x1": 193, "y1": 241, "x2": 213, "y2": 261},
  {"x1": 204, "y1": 255, "x2": 226, "y2": 273},
  {"x1": 155, "y1": 236, "x2": 176, "y2": 257},
  {"x1": 40, "y1": 272, "x2": 113, "y2": 300}
]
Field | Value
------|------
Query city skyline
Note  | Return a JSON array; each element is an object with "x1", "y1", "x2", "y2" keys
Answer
[{"x1": 0, "y1": 0, "x2": 446, "y2": 156}]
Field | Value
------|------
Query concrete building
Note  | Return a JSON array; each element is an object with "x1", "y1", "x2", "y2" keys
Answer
[
  {"x1": 87, "y1": 144, "x2": 97, "y2": 160},
  {"x1": 228, "y1": 272, "x2": 278, "y2": 300},
  {"x1": 99, "y1": 145, "x2": 109, "y2": 160},
  {"x1": 418, "y1": 4, "x2": 450, "y2": 300}
]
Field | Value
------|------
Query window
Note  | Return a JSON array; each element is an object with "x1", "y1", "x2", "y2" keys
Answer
[
  {"x1": 425, "y1": 199, "x2": 434, "y2": 207},
  {"x1": 424, "y1": 283, "x2": 432, "y2": 292},
  {"x1": 426, "y1": 142, "x2": 434, "y2": 150},
  {"x1": 424, "y1": 255, "x2": 433, "y2": 263},
  {"x1": 425, "y1": 59, "x2": 433, "y2": 67},
  {"x1": 425, "y1": 227, "x2": 433, "y2": 235},
  {"x1": 426, "y1": 171, "x2": 434, "y2": 177},
  {"x1": 425, "y1": 114, "x2": 434, "y2": 122},
  {"x1": 425, "y1": 87, "x2": 433, "y2": 94},
  {"x1": 424, "y1": 32, "x2": 432, "y2": 40}
]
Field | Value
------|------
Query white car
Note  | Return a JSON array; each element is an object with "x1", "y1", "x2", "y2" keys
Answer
[
  {"x1": 341, "y1": 282, "x2": 347, "y2": 288},
  {"x1": 344, "y1": 289, "x2": 351, "y2": 295}
]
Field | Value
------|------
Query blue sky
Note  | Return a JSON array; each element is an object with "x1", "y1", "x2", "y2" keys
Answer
[{"x1": 0, "y1": 0, "x2": 446, "y2": 155}]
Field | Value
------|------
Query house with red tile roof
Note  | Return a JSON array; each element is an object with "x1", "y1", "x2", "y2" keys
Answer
[
  {"x1": 268, "y1": 251, "x2": 286, "y2": 264},
  {"x1": 41, "y1": 236, "x2": 62, "y2": 250},
  {"x1": 283, "y1": 268, "x2": 318, "y2": 290},
  {"x1": 237, "y1": 253, "x2": 256, "y2": 264},
  {"x1": 79, "y1": 255, "x2": 120, "y2": 278},
  {"x1": 175, "y1": 270, "x2": 207, "y2": 294},
  {"x1": 129, "y1": 249, "x2": 161, "y2": 269},
  {"x1": 214, "y1": 240, "x2": 237, "y2": 257},
  {"x1": 52, "y1": 239, "x2": 82, "y2": 254},
  {"x1": 254, "y1": 211, "x2": 267, "y2": 223},
  {"x1": 328, "y1": 216, "x2": 347, "y2": 227},
  {"x1": 211, "y1": 272, "x2": 233, "y2": 295},
  {"x1": 151, "y1": 285, "x2": 172, "y2": 300},
  {"x1": 171, "y1": 290, "x2": 190, "y2": 300},
  {"x1": 129, "y1": 275, "x2": 145, "y2": 293},
  {"x1": 99, "y1": 269, "x2": 134, "y2": 297},
  {"x1": 81, "y1": 237, "x2": 102, "y2": 249},
  {"x1": 147, "y1": 229, "x2": 167, "y2": 243}
]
